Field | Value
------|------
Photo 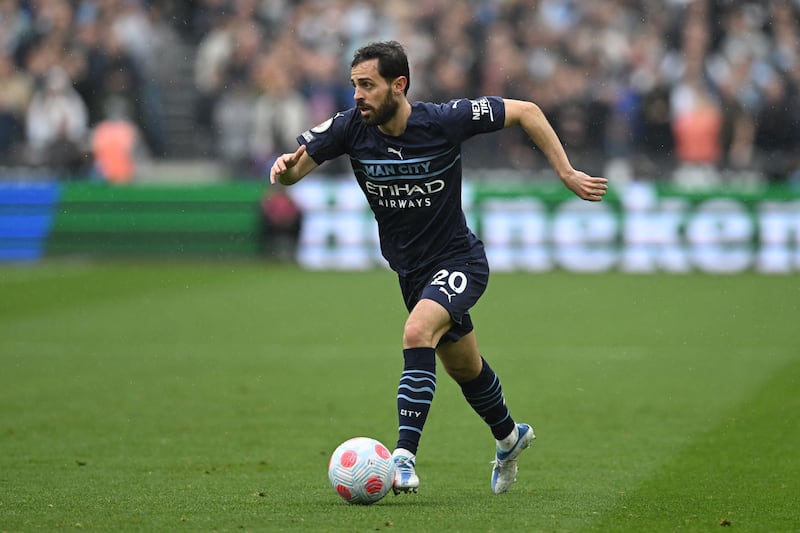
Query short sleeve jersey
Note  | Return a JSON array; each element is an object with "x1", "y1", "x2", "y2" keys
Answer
[{"x1": 297, "y1": 96, "x2": 506, "y2": 276}]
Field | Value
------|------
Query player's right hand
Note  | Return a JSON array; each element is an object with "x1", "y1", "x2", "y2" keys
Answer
[{"x1": 269, "y1": 144, "x2": 307, "y2": 184}]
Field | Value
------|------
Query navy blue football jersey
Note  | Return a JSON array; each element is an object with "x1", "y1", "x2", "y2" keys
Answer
[{"x1": 297, "y1": 96, "x2": 506, "y2": 275}]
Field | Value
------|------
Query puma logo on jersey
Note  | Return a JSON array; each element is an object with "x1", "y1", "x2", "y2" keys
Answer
[{"x1": 387, "y1": 146, "x2": 404, "y2": 159}]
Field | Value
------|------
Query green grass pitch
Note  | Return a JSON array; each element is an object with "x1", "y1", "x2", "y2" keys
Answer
[{"x1": 1, "y1": 262, "x2": 798, "y2": 532}]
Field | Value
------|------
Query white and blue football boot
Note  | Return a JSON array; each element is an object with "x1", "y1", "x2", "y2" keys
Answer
[
  {"x1": 391, "y1": 449, "x2": 419, "y2": 494},
  {"x1": 491, "y1": 423, "x2": 535, "y2": 494}
]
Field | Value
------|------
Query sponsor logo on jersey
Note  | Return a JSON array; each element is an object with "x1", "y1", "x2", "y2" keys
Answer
[
  {"x1": 364, "y1": 179, "x2": 445, "y2": 209},
  {"x1": 353, "y1": 148, "x2": 458, "y2": 210},
  {"x1": 362, "y1": 161, "x2": 432, "y2": 178},
  {"x1": 471, "y1": 96, "x2": 494, "y2": 121}
]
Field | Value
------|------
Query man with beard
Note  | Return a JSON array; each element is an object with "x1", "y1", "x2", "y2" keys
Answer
[{"x1": 270, "y1": 41, "x2": 607, "y2": 495}]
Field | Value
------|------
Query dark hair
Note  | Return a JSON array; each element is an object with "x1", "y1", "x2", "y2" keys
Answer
[{"x1": 351, "y1": 41, "x2": 410, "y2": 95}]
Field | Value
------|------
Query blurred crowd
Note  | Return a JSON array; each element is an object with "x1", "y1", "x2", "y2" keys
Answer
[{"x1": 1, "y1": 0, "x2": 799, "y2": 186}]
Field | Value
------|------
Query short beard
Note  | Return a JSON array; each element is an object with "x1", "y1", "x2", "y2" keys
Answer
[{"x1": 361, "y1": 88, "x2": 399, "y2": 127}]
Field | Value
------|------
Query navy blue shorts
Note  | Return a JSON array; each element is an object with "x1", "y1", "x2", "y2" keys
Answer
[{"x1": 398, "y1": 252, "x2": 490, "y2": 345}]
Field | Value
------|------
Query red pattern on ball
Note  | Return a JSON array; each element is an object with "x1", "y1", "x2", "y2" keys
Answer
[
  {"x1": 375, "y1": 444, "x2": 390, "y2": 459},
  {"x1": 336, "y1": 484, "x2": 352, "y2": 499},
  {"x1": 364, "y1": 476, "x2": 383, "y2": 494},
  {"x1": 340, "y1": 450, "x2": 357, "y2": 468}
]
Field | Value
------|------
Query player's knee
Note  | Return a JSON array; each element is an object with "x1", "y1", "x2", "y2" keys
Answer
[{"x1": 402, "y1": 319, "x2": 433, "y2": 348}]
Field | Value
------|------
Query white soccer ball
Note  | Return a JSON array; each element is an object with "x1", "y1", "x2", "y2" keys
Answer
[{"x1": 327, "y1": 437, "x2": 395, "y2": 505}]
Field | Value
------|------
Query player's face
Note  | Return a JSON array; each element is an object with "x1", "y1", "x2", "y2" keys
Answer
[{"x1": 351, "y1": 59, "x2": 400, "y2": 127}]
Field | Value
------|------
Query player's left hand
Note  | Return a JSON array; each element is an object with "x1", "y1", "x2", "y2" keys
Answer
[
  {"x1": 561, "y1": 171, "x2": 608, "y2": 202},
  {"x1": 270, "y1": 144, "x2": 307, "y2": 185}
]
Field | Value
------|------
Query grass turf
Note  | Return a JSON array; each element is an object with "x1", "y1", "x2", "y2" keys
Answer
[{"x1": 1, "y1": 262, "x2": 798, "y2": 532}]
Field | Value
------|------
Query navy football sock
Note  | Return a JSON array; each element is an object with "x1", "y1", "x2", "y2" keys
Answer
[
  {"x1": 396, "y1": 347, "x2": 436, "y2": 455},
  {"x1": 460, "y1": 356, "x2": 516, "y2": 440}
]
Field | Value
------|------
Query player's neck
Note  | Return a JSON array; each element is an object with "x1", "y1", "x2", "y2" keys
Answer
[{"x1": 378, "y1": 99, "x2": 412, "y2": 137}]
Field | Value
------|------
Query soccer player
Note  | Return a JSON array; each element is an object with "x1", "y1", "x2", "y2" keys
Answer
[{"x1": 270, "y1": 41, "x2": 608, "y2": 495}]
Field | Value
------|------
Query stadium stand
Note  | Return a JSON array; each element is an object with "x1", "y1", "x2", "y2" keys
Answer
[{"x1": 0, "y1": 0, "x2": 798, "y2": 187}]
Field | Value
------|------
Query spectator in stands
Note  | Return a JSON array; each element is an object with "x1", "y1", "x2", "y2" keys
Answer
[
  {"x1": 193, "y1": 8, "x2": 235, "y2": 136},
  {"x1": 25, "y1": 65, "x2": 90, "y2": 177},
  {"x1": 250, "y1": 53, "x2": 309, "y2": 180},
  {"x1": 213, "y1": 77, "x2": 255, "y2": 179},
  {"x1": 209, "y1": 19, "x2": 264, "y2": 177},
  {"x1": 26, "y1": 0, "x2": 75, "y2": 55},
  {"x1": 222, "y1": 18, "x2": 263, "y2": 90},
  {"x1": 2, "y1": 0, "x2": 799, "y2": 184},
  {"x1": 78, "y1": 17, "x2": 162, "y2": 156},
  {"x1": 0, "y1": 0, "x2": 32, "y2": 59},
  {"x1": 110, "y1": 0, "x2": 170, "y2": 156},
  {"x1": 0, "y1": 51, "x2": 33, "y2": 163},
  {"x1": 298, "y1": 47, "x2": 349, "y2": 128},
  {"x1": 753, "y1": 71, "x2": 800, "y2": 183},
  {"x1": 768, "y1": 0, "x2": 800, "y2": 74},
  {"x1": 718, "y1": 53, "x2": 759, "y2": 175},
  {"x1": 671, "y1": 75, "x2": 725, "y2": 189},
  {"x1": 90, "y1": 99, "x2": 146, "y2": 184},
  {"x1": 669, "y1": 10, "x2": 725, "y2": 189},
  {"x1": 96, "y1": 29, "x2": 142, "y2": 126},
  {"x1": 426, "y1": 2, "x2": 481, "y2": 103}
]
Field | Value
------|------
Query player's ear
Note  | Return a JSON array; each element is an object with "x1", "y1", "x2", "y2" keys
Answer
[{"x1": 393, "y1": 76, "x2": 408, "y2": 95}]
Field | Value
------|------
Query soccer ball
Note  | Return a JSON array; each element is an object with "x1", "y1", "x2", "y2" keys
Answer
[{"x1": 327, "y1": 437, "x2": 395, "y2": 505}]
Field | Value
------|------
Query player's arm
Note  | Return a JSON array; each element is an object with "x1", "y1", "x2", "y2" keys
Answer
[
  {"x1": 269, "y1": 144, "x2": 318, "y2": 186},
  {"x1": 503, "y1": 99, "x2": 608, "y2": 202}
]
